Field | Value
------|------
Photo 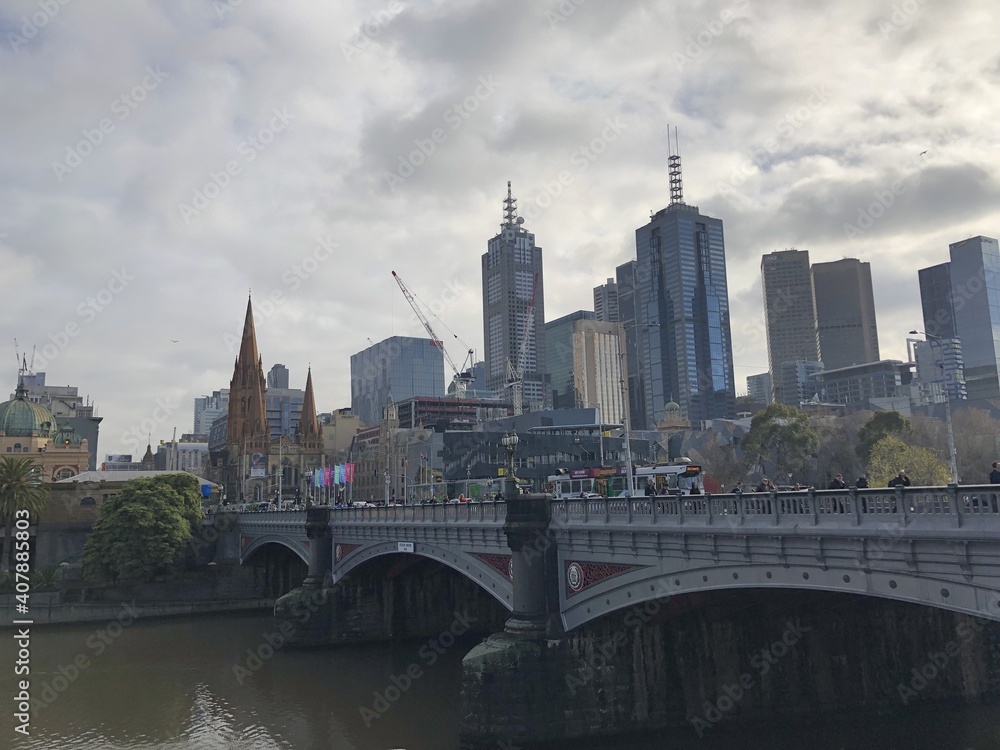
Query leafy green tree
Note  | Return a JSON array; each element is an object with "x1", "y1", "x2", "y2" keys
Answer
[
  {"x1": 868, "y1": 436, "x2": 949, "y2": 487},
  {"x1": 951, "y1": 408, "x2": 1000, "y2": 483},
  {"x1": 741, "y1": 403, "x2": 818, "y2": 483},
  {"x1": 83, "y1": 474, "x2": 204, "y2": 584},
  {"x1": 0, "y1": 457, "x2": 50, "y2": 572},
  {"x1": 857, "y1": 411, "x2": 912, "y2": 465}
]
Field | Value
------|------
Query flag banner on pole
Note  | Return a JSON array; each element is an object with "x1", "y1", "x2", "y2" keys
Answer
[
  {"x1": 335, "y1": 464, "x2": 344, "y2": 484},
  {"x1": 324, "y1": 467, "x2": 332, "y2": 486},
  {"x1": 345, "y1": 463, "x2": 354, "y2": 483},
  {"x1": 313, "y1": 469, "x2": 322, "y2": 487}
]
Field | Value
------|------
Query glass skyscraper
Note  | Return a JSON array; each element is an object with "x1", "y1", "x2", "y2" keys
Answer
[
  {"x1": 350, "y1": 336, "x2": 445, "y2": 426},
  {"x1": 918, "y1": 236, "x2": 1000, "y2": 401},
  {"x1": 634, "y1": 199, "x2": 736, "y2": 426}
]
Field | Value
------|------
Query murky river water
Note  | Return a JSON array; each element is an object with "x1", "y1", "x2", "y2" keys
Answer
[{"x1": 0, "y1": 612, "x2": 998, "y2": 749}]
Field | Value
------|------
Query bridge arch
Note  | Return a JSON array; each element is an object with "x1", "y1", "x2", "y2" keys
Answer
[
  {"x1": 561, "y1": 560, "x2": 1000, "y2": 631},
  {"x1": 334, "y1": 541, "x2": 514, "y2": 611},
  {"x1": 241, "y1": 535, "x2": 309, "y2": 566}
]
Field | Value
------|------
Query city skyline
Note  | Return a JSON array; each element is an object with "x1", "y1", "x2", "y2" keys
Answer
[{"x1": 3, "y1": 0, "x2": 1000, "y2": 453}]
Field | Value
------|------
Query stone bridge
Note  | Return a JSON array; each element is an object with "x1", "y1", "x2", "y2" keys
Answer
[{"x1": 235, "y1": 484, "x2": 1000, "y2": 629}]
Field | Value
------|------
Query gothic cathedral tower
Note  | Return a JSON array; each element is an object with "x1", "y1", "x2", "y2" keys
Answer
[{"x1": 226, "y1": 296, "x2": 270, "y2": 498}]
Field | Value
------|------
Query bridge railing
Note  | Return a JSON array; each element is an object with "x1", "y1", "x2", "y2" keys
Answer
[
  {"x1": 330, "y1": 501, "x2": 507, "y2": 524},
  {"x1": 552, "y1": 486, "x2": 1000, "y2": 529}
]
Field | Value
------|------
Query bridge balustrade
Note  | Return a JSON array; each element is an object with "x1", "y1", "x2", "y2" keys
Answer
[
  {"x1": 331, "y1": 501, "x2": 507, "y2": 524},
  {"x1": 552, "y1": 486, "x2": 1000, "y2": 529}
]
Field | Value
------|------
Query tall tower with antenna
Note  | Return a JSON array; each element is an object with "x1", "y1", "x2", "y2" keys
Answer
[
  {"x1": 628, "y1": 129, "x2": 736, "y2": 426},
  {"x1": 482, "y1": 181, "x2": 548, "y2": 411}
]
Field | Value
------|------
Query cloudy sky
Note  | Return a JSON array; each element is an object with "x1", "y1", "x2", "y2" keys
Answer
[{"x1": 2, "y1": 0, "x2": 999, "y2": 456}]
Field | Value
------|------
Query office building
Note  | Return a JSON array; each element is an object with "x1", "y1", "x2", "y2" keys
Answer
[
  {"x1": 813, "y1": 258, "x2": 880, "y2": 369},
  {"x1": 594, "y1": 278, "x2": 619, "y2": 323},
  {"x1": 634, "y1": 154, "x2": 735, "y2": 426},
  {"x1": 747, "y1": 372, "x2": 772, "y2": 405},
  {"x1": 779, "y1": 360, "x2": 824, "y2": 405},
  {"x1": 545, "y1": 310, "x2": 623, "y2": 423},
  {"x1": 193, "y1": 390, "x2": 229, "y2": 436},
  {"x1": 350, "y1": 336, "x2": 445, "y2": 427},
  {"x1": 761, "y1": 249, "x2": 820, "y2": 404},
  {"x1": 482, "y1": 182, "x2": 548, "y2": 411},
  {"x1": 908, "y1": 337, "x2": 967, "y2": 403},
  {"x1": 267, "y1": 364, "x2": 289, "y2": 389},
  {"x1": 919, "y1": 236, "x2": 1000, "y2": 401},
  {"x1": 615, "y1": 260, "x2": 648, "y2": 429},
  {"x1": 812, "y1": 360, "x2": 904, "y2": 407}
]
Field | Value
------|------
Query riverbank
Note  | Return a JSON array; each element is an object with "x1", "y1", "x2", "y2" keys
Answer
[{"x1": 0, "y1": 593, "x2": 273, "y2": 625}]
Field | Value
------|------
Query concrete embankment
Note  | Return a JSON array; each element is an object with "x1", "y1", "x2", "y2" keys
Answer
[{"x1": 0, "y1": 593, "x2": 274, "y2": 625}]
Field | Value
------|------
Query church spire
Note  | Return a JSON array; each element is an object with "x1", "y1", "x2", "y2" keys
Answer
[
  {"x1": 295, "y1": 366, "x2": 321, "y2": 450},
  {"x1": 239, "y1": 294, "x2": 260, "y2": 370},
  {"x1": 227, "y1": 295, "x2": 269, "y2": 450}
]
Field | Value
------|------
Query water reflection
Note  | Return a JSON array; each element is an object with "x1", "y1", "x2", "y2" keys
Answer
[{"x1": 0, "y1": 612, "x2": 997, "y2": 749}]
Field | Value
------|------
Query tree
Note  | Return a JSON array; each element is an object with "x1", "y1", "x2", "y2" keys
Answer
[
  {"x1": 867, "y1": 436, "x2": 949, "y2": 487},
  {"x1": 951, "y1": 408, "x2": 1000, "y2": 483},
  {"x1": 0, "y1": 457, "x2": 50, "y2": 572},
  {"x1": 83, "y1": 474, "x2": 204, "y2": 584},
  {"x1": 741, "y1": 403, "x2": 819, "y2": 483},
  {"x1": 857, "y1": 411, "x2": 911, "y2": 465},
  {"x1": 696, "y1": 432, "x2": 747, "y2": 491},
  {"x1": 815, "y1": 416, "x2": 863, "y2": 486}
]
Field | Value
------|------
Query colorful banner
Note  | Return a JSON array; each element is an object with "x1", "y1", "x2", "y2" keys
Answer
[
  {"x1": 344, "y1": 463, "x2": 354, "y2": 483},
  {"x1": 313, "y1": 469, "x2": 322, "y2": 487}
]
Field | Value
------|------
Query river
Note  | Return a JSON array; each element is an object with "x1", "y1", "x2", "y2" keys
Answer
[{"x1": 1, "y1": 612, "x2": 998, "y2": 749}]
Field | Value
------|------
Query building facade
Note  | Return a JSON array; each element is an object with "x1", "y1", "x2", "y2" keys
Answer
[
  {"x1": 482, "y1": 182, "x2": 547, "y2": 412},
  {"x1": 919, "y1": 236, "x2": 1000, "y2": 401},
  {"x1": 193, "y1": 390, "x2": 229, "y2": 436},
  {"x1": 761, "y1": 249, "x2": 820, "y2": 405},
  {"x1": 746, "y1": 372, "x2": 772, "y2": 405},
  {"x1": 0, "y1": 379, "x2": 90, "y2": 481},
  {"x1": 350, "y1": 336, "x2": 445, "y2": 428},
  {"x1": 812, "y1": 360, "x2": 904, "y2": 407},
  {"x1": 635, "y1": 188, "x2": 735, "y2": 426},
  {"x1": 593, "y1": 278, "x2": 619, "y2": 323},
  {"x1": 813, "y1": 258, "x2": 880, "y2": 369},
  {"x1": 544, "y1": 311, "x2": 624, "y2": 424},
  {"x1": 615, "y1": 260, "x2": 648, "y2": 430},
  {"x1": 909, "y1": 337, "x2": 967, "y2": 403},
  {"x1": 16, "y1": 372, "x2": 101, "y2": 470}
]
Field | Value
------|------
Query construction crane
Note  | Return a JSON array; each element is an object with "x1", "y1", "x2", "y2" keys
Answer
[
  {"x1": 391, "y1": 270, "x2": 475, "y2": 398},
  {"x1": 506, "y1": 272, "x2": 539, "y2": 416}
]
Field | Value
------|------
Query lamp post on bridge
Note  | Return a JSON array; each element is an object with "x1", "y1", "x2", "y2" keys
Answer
[
  {"x1": 614, "y1": 322, "x2": 659, "y2": 496},
  {"x1": 910, "y1": 329, "x2": 959, "y2": 485}
]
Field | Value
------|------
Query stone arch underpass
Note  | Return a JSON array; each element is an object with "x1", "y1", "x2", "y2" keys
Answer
[{"x1": 331, "y1": 540, "x2": 514, "y2": 611}]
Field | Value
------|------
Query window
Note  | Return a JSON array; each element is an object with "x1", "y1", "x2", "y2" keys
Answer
[{"x1": 80, "y1": 496, "x2": 96, "y2": 506}]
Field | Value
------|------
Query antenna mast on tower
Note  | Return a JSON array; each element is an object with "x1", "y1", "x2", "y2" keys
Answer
[{"x1": 668, "y1": 125, "x2": 684, "y2": 206}]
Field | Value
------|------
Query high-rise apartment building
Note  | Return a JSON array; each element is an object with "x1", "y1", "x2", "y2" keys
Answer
[
  {"x1": 350, "y1": 336, "x2": 445, "y2": 427},
  {"x1": 634, "y1": 157, "x2": 735, "y2": 426},
  {"x1": 761, "y1": 249, "x2": 820, "y2": 405},
  {"x1": 266, "y1": 364, "x2": 289, "y2": 389},
  {"x1": 482, "y1": 183, "x2": 547, "y2": 411},
  {"x1": 593, "y1": 278, "x2": 619, "y2": 323},
  {"x1": 194, "y1": 390, "x2": 229, "y2": 435},
  {"x1": 919, "y1": 236, "x2": 1000, "y2": 401},
  {"x1": 746, "y1": 372, "x2": 772, "y2": 405},
  {"x1": 813, "y1": 258, "x2": 880, "y2": 369}
]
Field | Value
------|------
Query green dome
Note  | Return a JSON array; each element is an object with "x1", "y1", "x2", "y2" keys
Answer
[
  {"x1": 53, "y1": 424, "x2": 82, "y2": 446},
  {"x1": 0, "y1": 382, "x2": 57, "y2": 438},
  {"x1": 664, "y1": 401, "x2": 681, "y2": 413}
]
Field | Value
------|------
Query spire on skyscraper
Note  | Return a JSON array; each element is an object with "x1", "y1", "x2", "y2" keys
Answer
[
  {"x1": 667, "y1": 125, "x2": 684, "y2": 206},
  {"x1": 501, "y1": 181, "x2": 524, "y2": 230}
]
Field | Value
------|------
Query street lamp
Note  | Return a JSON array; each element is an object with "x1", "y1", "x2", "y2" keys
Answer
[
  {"x1": 501, "y1": 430, "x2": 519, "y2": 496},
  {"x1": 910, "y1": 330, "x2": 959, "y2": 484},
  {"x1": 466, "y1": 465, "x2": 472, "y2": 499}
]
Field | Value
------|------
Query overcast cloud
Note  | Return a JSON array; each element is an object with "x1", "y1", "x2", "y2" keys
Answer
[{"x1": 2, "y1": 0, "x2": 999, "y2": 455}]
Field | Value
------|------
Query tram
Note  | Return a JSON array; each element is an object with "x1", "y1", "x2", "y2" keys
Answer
[{"x1": 547, "y1": 459, "x2": 703, "y2": 498}]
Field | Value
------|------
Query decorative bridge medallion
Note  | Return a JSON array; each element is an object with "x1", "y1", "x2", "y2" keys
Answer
[
  {"x1": 241, "y1": 535, "x2": 251, "y2": 550},
  {"x1": 475, "y1": 553, "x2": 513, "y2": 581},
  {"x1": 565, "y1": 561, "x2": 639, "y2": 596},
  {"x1": 335, "y1": 543, "x2": 360, "y2": 563}
]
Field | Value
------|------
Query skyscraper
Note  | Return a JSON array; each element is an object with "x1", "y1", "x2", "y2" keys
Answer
[
  {"x1": 761, "y1": 249, "x2": 820, "y2": 405},
  {"x1": 813, "y1": 258, "x2": 880, "y2": 369},
  {"x1": 634, "y1": 153, "x2": 735, "y2": 426},
  {"x1": 919, "y1": 235, "x2": 1000, "y2": 401},
  {"x1": 615, "y1": 260, "x2": 647, "y2": 430},
  {"x1": 593, "y1": 278, "x2": 619, "y2": 322},
  {"x1": 350, "y1": 336, "x2": 445, "y2": 427},
  {"x1": 544, "y1": 310, "x2": 623, "y2": 423},
  {"x1": 482, "y1": 183, "x2": 547, "y2": 411}
]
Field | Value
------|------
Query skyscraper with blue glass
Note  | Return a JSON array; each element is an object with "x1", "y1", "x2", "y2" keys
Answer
[{"x1": 633, "y1": 157, "x2": 735, "y2": 426}]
